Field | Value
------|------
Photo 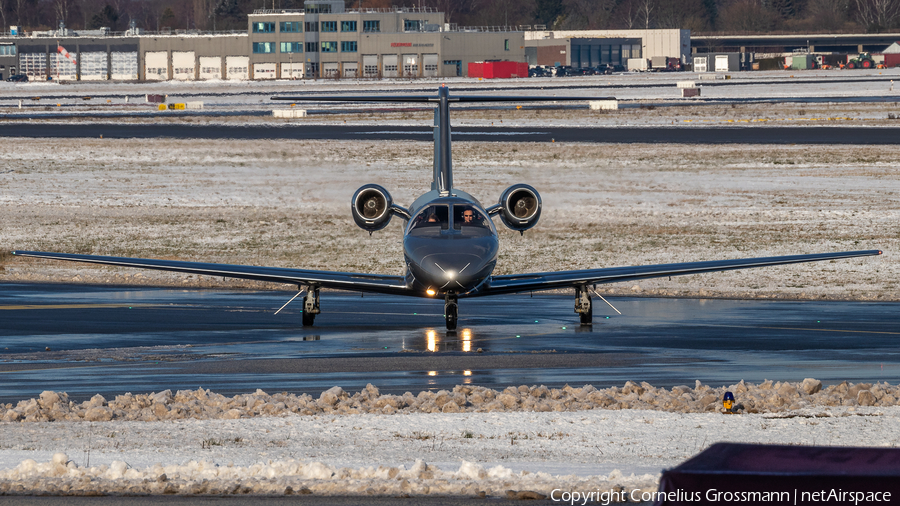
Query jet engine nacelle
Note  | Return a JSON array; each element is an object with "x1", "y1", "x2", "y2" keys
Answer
[
  {"x1": 497, "y1": 184, "x2": 542, "y2": 232},
  {"x1": 352, "y1": 184, "x2": 395, "y2": 232}
]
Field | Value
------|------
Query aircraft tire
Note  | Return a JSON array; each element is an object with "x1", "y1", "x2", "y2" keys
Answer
[
  {"x1": 445, "y1": 302, "x2": 458, "y2": 331},
  {"x1": 302, "y1": 296, "x2": 316, "y2": 326},
  {"x1": 580, "y1": 298, "x2": 592, "y2": 326}
]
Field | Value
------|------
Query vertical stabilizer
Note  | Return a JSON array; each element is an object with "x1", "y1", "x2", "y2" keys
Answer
[
  {"x1": 434, "y1": 86, "x2": 452, "y2": 195},
  {"x1": 432, "y1": 108, "x2": 439, "y2": 191}
]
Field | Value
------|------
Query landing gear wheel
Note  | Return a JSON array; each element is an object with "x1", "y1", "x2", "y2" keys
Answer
[
  {"x1": 302, "y1": 310, "x2": 316, "y2": 326},
  {"x1": 579, "y1": 298, "x2": 592, "y2": 326},
  {"x1": 301, "y1": 287, "x2": 321, "y2": 327},
  {"x1": 575, "y1": 285, "x2": 592, "y2": 326},
  {"x1": 445, "y1": 295, "x2": 458, "y2": 331}
]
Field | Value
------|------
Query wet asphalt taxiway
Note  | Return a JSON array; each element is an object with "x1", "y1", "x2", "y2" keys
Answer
[{"x1": 1, "y1": 283, "x2": 898, "y2": 403}]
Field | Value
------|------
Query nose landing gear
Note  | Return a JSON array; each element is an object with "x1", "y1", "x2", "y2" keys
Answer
[{"x1": 444, "y1": 293, "x2": 458, "y2": 331}]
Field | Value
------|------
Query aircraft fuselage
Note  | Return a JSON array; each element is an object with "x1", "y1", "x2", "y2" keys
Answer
[{"x1": 402, "y1": 193, "x2": 499, "y2": 297}]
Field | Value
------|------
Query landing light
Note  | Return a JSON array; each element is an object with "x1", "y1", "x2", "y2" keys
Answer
[
  {"x1": 426, "y1": 288, "x2": 436, "y2": 296},
  {"x1": 445, "y1": 270, "x2": 456, "y2": 279}
]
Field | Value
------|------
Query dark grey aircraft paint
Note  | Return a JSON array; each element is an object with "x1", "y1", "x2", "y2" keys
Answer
[{"x1": 12, "y1": 86, "x2": 882, "y2": 330}]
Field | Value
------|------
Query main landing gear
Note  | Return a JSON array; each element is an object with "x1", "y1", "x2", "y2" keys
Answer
[
  {"x1": 302, "y1": 286, "x2": 321, "y2": 327},
  {"x1": 444, "y1": 294, "x2": 459, "y2": 331},
  {"x1": 575, "y1": 285, "x2": 592, "y2": 326}
]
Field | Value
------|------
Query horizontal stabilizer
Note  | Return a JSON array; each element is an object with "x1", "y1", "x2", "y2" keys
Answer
[{"x1": 272, "y1": 95, "x2": 615, "y2": 103}]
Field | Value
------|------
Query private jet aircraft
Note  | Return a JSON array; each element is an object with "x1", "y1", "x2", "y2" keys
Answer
[{"x1": 13, "y1": 86, "x2": 881, "y2": 331}]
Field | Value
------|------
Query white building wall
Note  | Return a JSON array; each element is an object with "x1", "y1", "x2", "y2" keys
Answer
[
  {"x1": 526, "y1": 29, "x2": 690, "y2": 62},
  {"x1": 199, "y1": 56, "x2": 222, "y2": 80},
  {"x1": 253, "y1": 62, "x2": 277, "y2": 79},
  {"x1": 226, "y1": 56, "x2": 249, "y2": 80},
  {"x1": 111, "y1": 52, "x2": 138, "y2": 80},
  {"x1": 145, "y1": 51, "x2": 168, "y2": 80},
  {"x1": 172, "y1": 51, "x2": 195, "y2": 80},
  {"x1": 80, "y1": 52, "x2": 108, "y2": 80}
]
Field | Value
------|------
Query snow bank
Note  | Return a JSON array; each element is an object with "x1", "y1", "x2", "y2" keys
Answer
[
  {"x1": 2, "y1": 379, "x2": 894, "y2": 423},
  {"x1": 0, "y1": 454, "x2": 658, "y2": 497}
]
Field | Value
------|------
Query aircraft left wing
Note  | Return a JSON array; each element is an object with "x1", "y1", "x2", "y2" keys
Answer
[
  {"x1": 11, "y1": 251, "x2": 412, "y2": 296},
  {"x1": 477, "y1": 250, "x2": 882, "y2": 296}
]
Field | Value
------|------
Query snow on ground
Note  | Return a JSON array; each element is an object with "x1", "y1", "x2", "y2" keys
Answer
[
  {"x1": 1, "y1": 139, "x2": 894, "y2": 300},
  {"x1": 0, "y1": 74, "x2": 898, "y2": 496},
  {"x1": 1, "y1": 381, "x2": 899, "y2": 497},
  {"x1": 3, "y1": 69, "x2": 900, "y2": 127}
]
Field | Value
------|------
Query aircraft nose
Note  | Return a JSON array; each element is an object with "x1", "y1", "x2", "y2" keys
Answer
[{"x1": 421, "y1": 253, "x2": 486, "y2": 290}]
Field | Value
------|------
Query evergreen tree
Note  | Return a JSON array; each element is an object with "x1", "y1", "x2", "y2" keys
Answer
[{"x1": 89, "y1": 4, "x2": 119, "y2": 29}]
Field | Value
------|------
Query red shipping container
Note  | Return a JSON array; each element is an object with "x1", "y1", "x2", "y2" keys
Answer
[
  {"x1": 474, "y1": 61, "x2": 529, "y2": 78},
  {"x1": 885, "y1": 54, "x2": 900, "y2": 68},
  {"x1": 517, "y1": 62, "x2": 528, "y2": 77}
]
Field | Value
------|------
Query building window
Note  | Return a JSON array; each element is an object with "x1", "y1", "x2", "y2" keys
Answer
[
  {"x1": 305, "y1": 21, "x2": 318, "y2": 32},
  {"x1": 404, "y1": 19, "x2": 423, "y2": 31},
  {"x1": 280, "y1": 42, "x2": 303, "y2": 53},
  {"x1": 363, "y1": 20, "x2": 380, "y2": 32},
  {"x1": 280, "y1": 21, "x2": 301, "y2": 33},
  {"x1": 0, "y1": 45, "x2": 16, "y2": 56},
  {"x1": 341, "y1": 41, "x2": 357, "y2": 52},
  {"x1": 252, "y1": 22, "x2": 275, "y2": 33},
  {"x1": 341, "y1": 20, "x2": 357, "y2": 32},
  {"x1": 306, "y1": 42, "x2": 318, "y2": 52},
  {"x1": 504, "y1": 39, "x2": 509, "y2": 51},
  {"x1": 321, "y1": 21, "x2": 337, "y2": 32},
  {"x1": 305, "y1": 2, "x2": 332, "y2": 13},
  {"x1": 253, "y1": 42, "x2": 275, "y2": 53},
  {"x1": 321, "y1": 41, "x2": 338, "y2": 53}
]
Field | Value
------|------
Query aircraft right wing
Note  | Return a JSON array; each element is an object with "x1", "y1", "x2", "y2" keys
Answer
[
  {"x1": 478, "y1": 250, "x2": 882, "y2": 296},
  {"x1": 11, "y1": 251, "x2": 413, "y2": 296}
]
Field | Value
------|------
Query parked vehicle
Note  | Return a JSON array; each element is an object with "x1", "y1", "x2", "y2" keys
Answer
[
  {"x1": 847, "y1": 52, "x2": 876, "y2": 69},
  {"x1": 6, "y1": 74, "x2": 28, "y2": 82}
]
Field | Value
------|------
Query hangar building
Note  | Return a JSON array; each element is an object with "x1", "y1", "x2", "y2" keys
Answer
[{"x1": 525, "y1": 29, "x2": 690, "y2": 68}]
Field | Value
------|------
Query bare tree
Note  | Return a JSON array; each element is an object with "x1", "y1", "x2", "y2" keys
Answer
[
  {"x1": 655, "y1": 0, "x2": 711, "y2": 28},
  {"x1": 55, "y1": 0, "x2": 72, "y2": 26},
  {"x1": 561, "y1": 0, "x2": 615, "y2": 29},
  {"x1": 717, "y1": 0, "x2": 777, "y2": 31},
  {"x1": 611, "y1": 0, "x2": 641, "y2": 28},
  {"x1": 806, "y1": 0, "x2": 854, "y2": 30},
  {"x1": 637, "y1": 0, "x2": 654, "y2": 27},
  {"x1": 854, "y1": 0, "x2": 900, "y2": 30},
  {"x1": 0, "y1": 0, "x2": 8, "y2": 31}
]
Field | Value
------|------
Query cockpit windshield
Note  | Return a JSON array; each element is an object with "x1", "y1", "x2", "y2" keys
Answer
[
  {"x1": 453, "y1": 205, "x2": 492, "y2": 236},
  {"x1": 408, "y1": 205, "x2": 449, "y2": 236},
  {"x1": 408, "y1": 203, "x2": 493, "y2": 237}
]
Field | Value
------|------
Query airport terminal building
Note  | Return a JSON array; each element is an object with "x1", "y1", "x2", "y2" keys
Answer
[{"x1": 0, "y1": 0, "x2": 522, "y2": 81}]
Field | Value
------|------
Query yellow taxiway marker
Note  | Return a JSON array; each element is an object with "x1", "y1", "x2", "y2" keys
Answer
[{"x1": 0, "y1": 304, "x2": 156, "y2": 310}]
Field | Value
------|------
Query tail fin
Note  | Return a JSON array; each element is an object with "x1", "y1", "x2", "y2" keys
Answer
[{"x1": 273, "y1": 86, "x2": 614, "y2": 196}]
